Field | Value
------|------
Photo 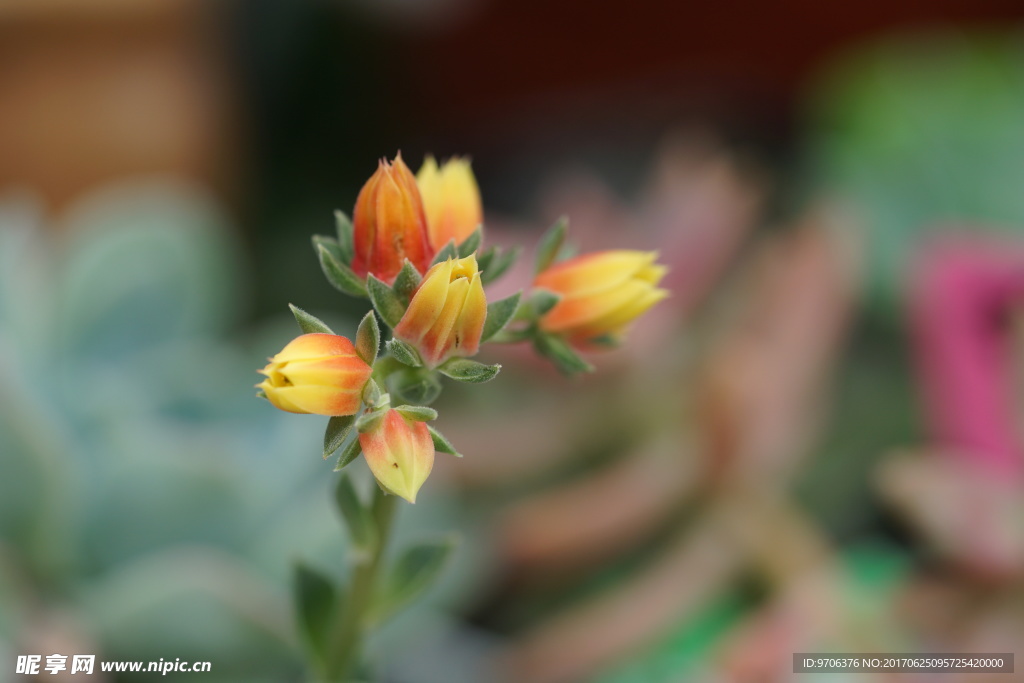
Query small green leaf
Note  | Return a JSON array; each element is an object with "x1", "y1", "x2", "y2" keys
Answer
[
  {"x1": 386, "y1": 338, "x2": 422, "y2": 367},
  {"x1": 294, "y1": 562, "x2": 338, "y2": 662},
  {"x1": 256, "y1": 389, "x2": 268, "y2": 400},
  {"x1": 361, "y1": 378, "x2": 382, "y2": 406},
  {"x1": 534, "y1": 333, "x2": 594, "y2": 375},
  {"x1": 355, "y1": 311, "x2": 380, "y2": 365},
  {"x1": 334, "y1": 473, "x2": 376, "y2": 551},
  {"x1": 367, "y1": 275, "x2": 406, "y2": 328},
  {"x1": 324, "y1": 415, "x2": 355, "y2": 459},
  {"x1": 390, "y1": 367, "x2": 443, "y2": 405},
  {"x1": 535, "y1": 216, "x2": 568, "y2": 274},
  {"x1": 318, "y1": 244, "x2": 367, "y2": 298},
  {"x1": 392, "y1": 260, "x2": 423, "y2": 303},
  {"x1": 481, "y1": 291, "x2": 521, "y2": 342},
  {"x1": 312, "y1": 234, "x2": 343, "y2": 261},
  {"x1": 527, "y1": 289, "x2": 561, "y2": 318},
  {"x1": 427, "y1": 425, "x2": 462, "y2": 457},
  {"x1": 356, "y1": 410, "x2": 386, "y2": 434},
  {"x1": 482, "y1": 245, "x2": 521, "y2": 284},
  {"x1": 431, "y1": 239, "x2": 458, "y2": 266},
  {"x1": 437, "y1": 358, "x2": 501, "y2": 383},
  {"x1": 394, "y1": 405, "x2": 437, "y2": 422},
  {"x1": 457, "y1": 226, "x2": 482, "y2": 257},
  {"x1": 334, "y1": 437, "x2": 362, "y2": 471},
  {"x1": 476, "y1": 245, "x2": 497, "y2": 273},
  {"x1": 334, "y1": 210, "x2": 354, "y2": 263},
  {"x1": 373, "y1": 537, "x2": 458, "y2": 625},
  {"x1": 289, "y1": 303, "x2": 334, "y2": 335}
]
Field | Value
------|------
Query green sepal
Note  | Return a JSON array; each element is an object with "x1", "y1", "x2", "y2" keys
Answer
[
  {"x1": 390, "y1": 367, "x2": 443, "y2": 405},
  {"x1": 526, "y1": 289, "x2": 561, "y2": 318},
  {"x1": 587, "y1": 334, "x2": 620, "y2": 349},
  {"x1": 533, "y1": 333, "x2": 594, "y2": 375},
  {"x1": 366, "y1": 275, "x2": 406, "y2": 328},
  {"x1": 334, "y1": 210, "x2": 355, "y2": 264},
  {"x1": 356, "y1": 410, "x2": 386, "y2": 434},
  {"x1": 457, "y1": 226, "x2": 483, "y2": 257},
  {"x1": 294, "y1": 562, "x2": 338, "y2": 665},
  {"x1": 386, "y1": 338, "x2": 422, "y2": 367},
  {"x1": 355, "y1": 311, "x2": 380, "y2": 365},
  {"x1": 394, "y1": 405, "x2": 437, "y2": 422},
  {"x1": 323, "y1": 415, "x2": 355, "y2": 459},
  {"x1": 361, "y1": 379, "x2": 382, "y2": 407},
  {"x1": 317, "y1": 243, "x2": 367, "y2": 298},
  {"x1": 427, "y1": 425, "x2": 462, "y2": 457},
  {"x1": 481, "y1": 245, "x2": 520, "y2": 285},
  {"x1": 256, "y1": 389, "x2": 268, "y2": 400},
  {"x1": 392, "y1": 260, "x2": 422, "y2": 304},
  {"x1": 371, "y1": 536, "x2": 459, "y2": 625},
  {"x1": 535, "y1": 216, "x2": 568, "y2": 274},
  {"x1": 289, "y1": 303, "x2": 334, "y2": 334},
  {"x1": 333, "y1": 437, "x2": 362, "y2": 471},
  {"x1": 481, "y1": 291, "x2": 521, "y2": 342},
  {"x1": 334, "y1": 473, "x2": 377, "y2": 552},
  {"x1": 430, "y1": 239, "x2": 458, "y2": 266},
  {"x1": 437, "y1": 358, "x2": 501, "y2": 383}
]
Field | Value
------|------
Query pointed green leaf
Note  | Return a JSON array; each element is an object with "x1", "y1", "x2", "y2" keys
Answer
[
  {"x1": 334, "y1": 473, "x2": 376, "y2": 551},
  {"x1": 312, "y1": 234, "x2": 343, "y2": 262},
  {"x1": 482, "y1": 245, "x2": 521, "y2": 284},
  {"x1": 437, "y1": 358, "x2": 501, "y2": 383},
  {"x1": 457, "y1": 226, "x2": 483, "y2": 257},
  {"x1": 476, "y1": 245, "x2": 497, "y2": 273},
  {"x1": 317, "y1": 244, "x2": 367, "y2": 298},
  {"x1": 527, "y1": 289, "x2": 561, "y2": 318},
  {"x1": 535, "y1": 216, "x2": 568, "y2": 274},
  {"x1": 294, "y1": 562, "x2": 338, "y2": 662},
  {"x1": 392, "y1": 260, "x2": 423, "y2": 303},
  {"x1": 256, "y1": 389, "x2": 268, "y2": 400},
  {"x1": 355, "y1": 311, "x2": 380, "y2": 365},
  {"x1": 324, "y1": 415, "x2": 355, "y2": 459},
  {"x1": 481, "y1": 291, "x2": 521, "y2": 342},
  {"x1": 361, "y1": 378, "x2": 382, "y2": 407},
  {"x1": 394, "y1": 405, "x2": 437, "y2": 422},
  {"x1": 366, "y1": 275, "x2": 406, "y2": 328},
  {"x1": 427, "y1": 425, "x2": 462, "y2": 457},
  {"x1": 355, "y1": 410, "x2": 386, "y2": 434},
  {"x1": 386, "y1": 338, "x2": 422, "y2": 367},
  {"x1": 334, "y1": 210, "x2": 354, "y2": 263},
  {"x1": 390, "y1": 367, "x2": 443, "y2": 405},
  {"x1": 430, "y1": 239, "x2": 458, "y2": 266},
  {"x1": 534, "y1": 333, "x2": 594, "y2": 375},
  {"x1": 373, "y1": 537, "x2": 458, "y2": 624},
  {"x1": 334, "y1": 436, "x2": 362, "y2": 471},
  {"x1": 289, "y1": 303, "x2": 334, "y2": 335}
]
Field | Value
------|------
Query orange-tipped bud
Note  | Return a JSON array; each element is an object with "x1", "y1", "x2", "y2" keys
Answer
[
  {"x1": 360, "y1": 409, "x2": 435, "y2": 503},
  {"x1": 535, "y1": 250, "x2": 669, "y2": 347},
  {"x1": 393, "y1": 255, "x2": 487, "y2": 368},
  {"x1": 257, "y1": 334, "x2": 372, "y2": 415},
  {"x1": 352, "y1": 154, "x2": 434, "y2": 284},
  {"x1": 416, "y1": 155, "x2": 483, "y2": 250}
]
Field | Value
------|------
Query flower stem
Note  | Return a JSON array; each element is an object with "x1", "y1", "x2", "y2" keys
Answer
[{"x1": 324, "y1": 486, "x2": 398, "y2": 681}]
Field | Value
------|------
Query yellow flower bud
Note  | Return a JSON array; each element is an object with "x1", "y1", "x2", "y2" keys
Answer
[
  {"x1": 353, "y1": 153, "x2": 434, "y2": 284},
  {"x1": 257, "y1": 334, "x2": 372, "y2": 415},
  {"x1": 535, "y1": 250, "x2": 668, "y2": 347},
  {"x1": 416, "y1": 155, "x2": 483, "y2": 250},
  {"x1": 360, "y1": 409, "x2": 435, "y2": 503},
  {"x1": 393, "y1": 255, "x2": 488, "y2": 368}
]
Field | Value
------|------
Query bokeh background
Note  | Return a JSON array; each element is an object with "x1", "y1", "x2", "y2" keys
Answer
[{"x1": 3, "y1": 0, "x2": 1024, "y2": 681}]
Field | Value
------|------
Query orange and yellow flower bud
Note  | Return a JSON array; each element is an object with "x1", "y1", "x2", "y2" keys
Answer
[
  {"x1": 360, "y1": 409, "x2": 435, "y2": 503},
  {"x1": 416, "y1": 156, "x2": 483, "y2": 250},
  {"x1": 257, "y1": 333, "x2": 372, "y2": 416},
  {"x1": 393, "y1": 255, "x2": 487, "y2": 368},
  {"x1": 352, "y1": 154, "x2": 434, "y2": 284},
  {"x1": 535, "y1": 250, "x2": 668, "y2": 346}
]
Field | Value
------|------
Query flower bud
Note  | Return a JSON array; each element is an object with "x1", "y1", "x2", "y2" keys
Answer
[
  {"x1": 393, "y1": 255, "x2": 487, "y2": 368},
  {"x1": 257, "y1": 334, "x2": 372, "y2": 415},
  {"x1": 360, "y1": 409, "x2": 435, "y2": 503},
  {"x1": 534, "y1": 250, "x2": 668, "y2": 346},
  {"x1": 352, "y1": 154, "x2": 434, "y2": 284},
  {"x1": 416, "y1": 155, "x2": 483, "y2": 250}
]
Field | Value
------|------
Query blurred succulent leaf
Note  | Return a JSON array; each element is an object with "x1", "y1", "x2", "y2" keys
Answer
[
  {"x1": 427, "y1": 425, "x2": 462, "y2": 457},
  {"x1": 534, "y1": 216, "x2": 568, "y2": 274},
  {"x1": 324, "y1": 415, "x2": 356, "y2": 459},
  {"x1": 534, "y1": 333, "x2": 594, "y2": 375},
  {"x1": 386, "y1": 338, "x2": 422, "y2": 368},
  {"x1": 481, "y1": 246, "x2": 520, "y2": 285},
  {"x1": 334, "y1": 210, "x2": 355, "y2": 264},
  {"x1": 318, "y1": 244, "x2": 367, "y2": 298},
  {"x1": 390, "y1": 368, "x2": 443, "y2": 405},
  {"x1": 457, "y1": 227, "x2": 482, "y2": 257},
  {"x1": 289, "y1": 304, "x2": 334, "y2": 335},
  {"x1": 294, "y1": 562, "x2": 338, "y2": 664},
  {"x1": 334, "y1": 474, "x2": 376, "y2": 551},
  {"x1": 481, "y1": 292, "x2": 521, "y2": 342},
  {"x1": 366, "y1": 275, "x2": 405, "y2": 328},
  {"x1": 430, "y1": 239, "x2": 458, "y2": 266},
  {"x1": 526, "y1": 289, "x2": 561, "y2": 318},
  {"x1": 355, "y1": 311, "x2": 380, "y2": 365},
  {"x1": 373, "y1": 536, "x2": 458, "y2": 625},
  {"x1": 437, "y1": 358, "x2": 501, "y2": 383}
]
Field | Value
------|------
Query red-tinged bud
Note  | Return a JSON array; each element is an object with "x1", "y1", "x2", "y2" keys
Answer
[
  {"x1": 393, "y1": 255, "x2": 487, "y2": 368},
  {"x1": 257, "y1": 334, "x2": 372, "y2": 415},
  {"x1": 352, "y1": 154, "x2": 434, "y2": 284},
  {"x1": 359, "y1": 409, "x2": 435, "y2": 503}
]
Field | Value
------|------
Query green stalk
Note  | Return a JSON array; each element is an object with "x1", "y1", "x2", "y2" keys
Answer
[{"x1": 324, "y1": 486, "x2": 398, "y2": 681}]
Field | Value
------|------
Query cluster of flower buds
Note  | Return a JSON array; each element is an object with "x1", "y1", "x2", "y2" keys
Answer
[{"x1": 258, "y1": 153, "x2": 668, "y2": 502}]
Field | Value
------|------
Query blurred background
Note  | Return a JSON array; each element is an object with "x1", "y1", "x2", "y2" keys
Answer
[{"x1": 2, "y1": 0, "x2": 1024, "y2": 681}]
